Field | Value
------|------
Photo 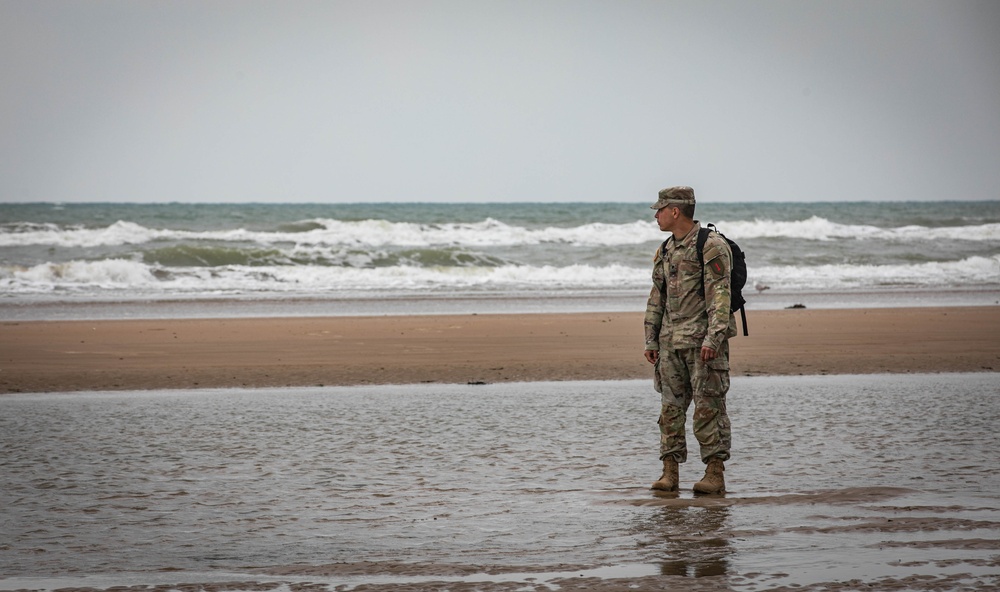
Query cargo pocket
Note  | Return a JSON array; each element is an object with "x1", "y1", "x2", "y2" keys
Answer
[
  {"x1": 707, "y1": 356, "x2": 729, "y2": 372},
  {"x1": 703, "y1": 355, "x2": 730, "y2": 397}
]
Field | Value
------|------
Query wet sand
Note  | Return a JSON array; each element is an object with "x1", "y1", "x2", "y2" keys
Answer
[
  {"x1": 2, "y1": 306, "x2": 999, "y2": 393},
  {"x1": 2, "y1": 375, "x2": 999, "y2": 591}
]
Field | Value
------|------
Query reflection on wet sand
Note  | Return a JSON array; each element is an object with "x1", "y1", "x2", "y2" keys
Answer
[
  {"x1": 641, "y1": 505, "x2": 732, "y2": 579},
  {"x1": 1, "y1": 373, "x2": 999, "y2": 591}
]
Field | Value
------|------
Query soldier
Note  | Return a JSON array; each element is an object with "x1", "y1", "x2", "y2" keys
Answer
[{"x1": 643, "y1": 186, "x2": 737, "y2": 494}]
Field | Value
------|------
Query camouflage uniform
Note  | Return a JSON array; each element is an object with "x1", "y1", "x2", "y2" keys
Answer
[{"x1": 645, "y1": 219, "x2": 737, "y2": 464}]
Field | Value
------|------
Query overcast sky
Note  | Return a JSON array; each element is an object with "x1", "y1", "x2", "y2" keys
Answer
[{"x1": 2, "y1": 0, "x2": 998, "y2": 203}]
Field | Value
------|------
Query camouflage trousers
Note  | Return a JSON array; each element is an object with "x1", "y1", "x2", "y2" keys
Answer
[{"x1": 654, "y1": 342, "x2": 732, "y2": 464}]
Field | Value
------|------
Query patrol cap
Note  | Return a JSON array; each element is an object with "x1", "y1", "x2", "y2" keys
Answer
[{"x1": 650, "y1": 186, "x2": 696, "y2": 210}]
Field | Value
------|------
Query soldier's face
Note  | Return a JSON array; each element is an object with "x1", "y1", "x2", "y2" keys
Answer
[{"x1": 655, "y1": 206, "x2": 678, "y2": 232}]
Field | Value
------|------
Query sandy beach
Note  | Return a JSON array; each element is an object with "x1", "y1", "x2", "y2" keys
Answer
[
  {"x1": 2, "y1": 306, "x2": 998, "y2": 393},
  {"x1": 3, "y1": 310, "x2": 1000, "y2": 591}
]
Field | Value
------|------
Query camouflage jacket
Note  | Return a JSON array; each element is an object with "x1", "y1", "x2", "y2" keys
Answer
[{"x1": 644, "y1": 222, "x2": 737, "y2": 352}]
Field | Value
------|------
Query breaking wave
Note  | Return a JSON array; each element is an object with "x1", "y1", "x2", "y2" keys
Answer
[
  {"x1": 2, "y1": 255, "x2": 996, "y2": 297},
  {"x1": 2, "y1": 217, "x2": 998, "y2": 248}
]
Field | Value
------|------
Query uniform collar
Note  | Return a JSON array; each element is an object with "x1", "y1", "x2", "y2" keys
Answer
[{"x1": 671, "y1": 221, "x2": 701, "y2": 248}]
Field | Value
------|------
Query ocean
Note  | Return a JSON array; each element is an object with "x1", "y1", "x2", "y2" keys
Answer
[{"x1": 1, "y1": 201, "x2": 998, "y2": 319}]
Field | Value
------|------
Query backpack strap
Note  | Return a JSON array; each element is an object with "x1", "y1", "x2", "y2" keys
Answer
[
  {"x1": 656, "y1": 237, "x2": 669, "y2": 294},
  {"x1": 739, "y1": 302, "x2": 748, "y2": 336},
  {"x1": 695, "y1": 226, "x2": 711, "y2": 299}
]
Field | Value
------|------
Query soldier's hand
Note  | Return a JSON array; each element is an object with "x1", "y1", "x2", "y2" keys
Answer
[
  {"x1": 700, "y1": 346, "x2": 717, "y2": 362},
  {"x1": 644, "y1": 350, "x2": 659, "y2": 364}
]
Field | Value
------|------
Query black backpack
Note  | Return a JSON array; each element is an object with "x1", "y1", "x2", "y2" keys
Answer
[{"x1": 697, "y1": 224, "x2": 748, "y2": 336}]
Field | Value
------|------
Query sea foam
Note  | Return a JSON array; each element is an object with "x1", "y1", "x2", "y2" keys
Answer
[
  {"x1": 3, "y1": 217, "x2": 998, "y2": 248},
  {"x1": 3, "y1": 256, "x2": 997, "y2": 297}
]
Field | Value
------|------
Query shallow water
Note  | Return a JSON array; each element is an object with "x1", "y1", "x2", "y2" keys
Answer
[{"x1": 2, "y1": 374, "x2": 999, "y2": 591}]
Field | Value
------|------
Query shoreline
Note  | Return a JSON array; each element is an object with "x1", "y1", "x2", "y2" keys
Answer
[
  {"x1": 2, "y1": 307, "x2": 998, "y2": 394},
  {"x1": 1, "y1": 287, "x2": 998, "y2": 321}
]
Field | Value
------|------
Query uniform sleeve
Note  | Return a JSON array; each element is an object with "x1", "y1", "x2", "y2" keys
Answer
[
  {"x1": 644, "y1": 248, "x2": 664, "y2": 351},
  {"x1": 701, "y1": 236, "x2": 733, "y2": 351}
]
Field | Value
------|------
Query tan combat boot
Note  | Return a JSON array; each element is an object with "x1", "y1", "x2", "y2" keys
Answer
[
  {"x1": 693, "y1": 459, "x2": 725, "y2": 494},
  {"x1": 650, "y1": 457, "x2": 679, "y2": 491}
]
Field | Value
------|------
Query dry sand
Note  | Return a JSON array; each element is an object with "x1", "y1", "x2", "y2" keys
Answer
[{"x1": 2, "y1": 307, "x2": 998, "y2": 394}]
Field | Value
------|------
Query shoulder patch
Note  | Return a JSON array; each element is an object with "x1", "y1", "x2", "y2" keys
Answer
[{"x1": 706, "y1": 255, "x2": 726, "y2": 278}]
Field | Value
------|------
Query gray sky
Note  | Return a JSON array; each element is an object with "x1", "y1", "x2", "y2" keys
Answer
[{"x1": 2, "y1": 0, "x2": 998, "y2": 203}]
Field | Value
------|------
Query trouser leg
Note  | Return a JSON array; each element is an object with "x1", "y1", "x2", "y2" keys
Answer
[
  {"x1": 656, "y1": 349, "x2": 692, "y2": 463},
  {"x1": 656, "y1": 344, "x2": 732, "y2": 464},
  {"x1": 691, "y1": 341, "x2": 732, "y2": 463}
]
